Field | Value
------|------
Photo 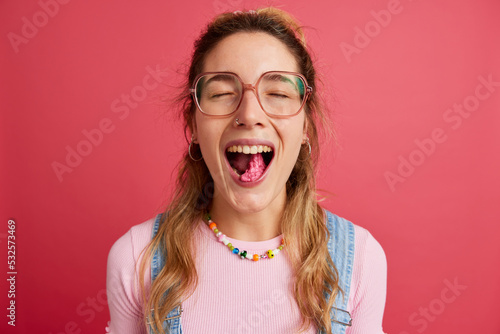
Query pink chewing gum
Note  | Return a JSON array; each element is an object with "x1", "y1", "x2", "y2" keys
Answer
[{"x1": 240, "y1": 153, "x2": 266, "y2": 182}]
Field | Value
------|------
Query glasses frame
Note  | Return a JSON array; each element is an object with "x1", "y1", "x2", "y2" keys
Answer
[{"x1": 190, "y1": 71, "x2": 313, "y2": 119}]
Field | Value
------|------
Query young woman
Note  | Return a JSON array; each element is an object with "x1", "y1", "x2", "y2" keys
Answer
[{"x1": 106, "y1": 8, "x2": 387, "y2": 334}]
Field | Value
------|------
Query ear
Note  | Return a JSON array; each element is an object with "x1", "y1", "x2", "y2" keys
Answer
[
  {"x1": 191, "y1": 118, "x2": 198, "y2": 144},
  {"x1": 302, "y1": 117, "x2": 309, "y2": 144}
]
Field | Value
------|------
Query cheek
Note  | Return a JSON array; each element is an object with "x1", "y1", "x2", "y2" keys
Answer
[
  {"x1": 277, "y1": 117, "x2": 306, "y2": 147},
  {"x1": 195, "y1": 115, "x2": 214, "y2": 148},
  {"x1": 195, "y1": 119, "x2": 225, "y2": 169},
  {"x1": 198, "y1": 130, "x2": 218, "y2": 158}
]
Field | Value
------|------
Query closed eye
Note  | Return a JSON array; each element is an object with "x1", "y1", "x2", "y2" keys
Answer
[
  {"x1": 210, "y1": 92, "x2": 235, "y2": 98},
  {"x1": 267, "y1": 92, "x2": 289, "y2": 98}
]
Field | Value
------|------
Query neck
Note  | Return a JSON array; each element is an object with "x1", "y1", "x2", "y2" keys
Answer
[{"x1": 209, "y1": 192, "x2": 285, "y2": 242}]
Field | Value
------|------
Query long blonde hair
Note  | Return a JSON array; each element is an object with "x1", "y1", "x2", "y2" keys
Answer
[{"x1": 139, "y1": 7, "x2": 339, "y2": 333}]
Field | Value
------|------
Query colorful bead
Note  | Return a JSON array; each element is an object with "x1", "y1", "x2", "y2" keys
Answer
[
  {"x1": 239, "y1": 250, "x2": 247, "y2": 259},
  {"x1": 205, "y1": 213, "x2": 285, "y2": 262}
]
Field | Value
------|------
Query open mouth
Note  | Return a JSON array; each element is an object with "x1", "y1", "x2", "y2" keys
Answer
[{"x1": 226, "y1": 145, "x2": 274, "y2": 182}]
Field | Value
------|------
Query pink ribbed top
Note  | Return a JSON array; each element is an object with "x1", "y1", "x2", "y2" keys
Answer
[{"x1": 106, "y1": 217, "x2": 387, "y2": 333}]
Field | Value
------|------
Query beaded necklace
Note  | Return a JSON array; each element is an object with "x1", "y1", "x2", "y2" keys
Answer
[{"x1": 205, "y1": 213, "x2": 285, "y2": 261}]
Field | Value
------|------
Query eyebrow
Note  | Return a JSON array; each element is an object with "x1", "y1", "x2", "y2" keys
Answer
[
  {"x1": 203, "y1": 74, "x2": 236, "y2": 85},
  {"x1": 263, "y1": 73, "x2": 293, "y2": 85}
]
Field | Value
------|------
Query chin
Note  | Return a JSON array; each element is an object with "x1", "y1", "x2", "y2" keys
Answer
[{"x1": 226, "y1": 186, "x2": 284, "y2": 214}]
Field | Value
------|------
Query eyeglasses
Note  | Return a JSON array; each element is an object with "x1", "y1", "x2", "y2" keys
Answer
[{"x1": 190, "y1": 71, "x2": 313, "y2": 118}]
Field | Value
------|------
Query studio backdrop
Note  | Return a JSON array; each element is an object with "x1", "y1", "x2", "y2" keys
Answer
[{"x1": 1, "y1": 0, "x2": 499, "y2": 333}]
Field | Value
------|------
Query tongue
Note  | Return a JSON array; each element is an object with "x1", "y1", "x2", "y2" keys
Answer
[{"x1": 235, "y1": 153, "x2": 266, "y2": 182}]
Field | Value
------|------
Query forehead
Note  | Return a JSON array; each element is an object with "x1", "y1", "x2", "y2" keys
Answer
[{"x1": 202, "y1": 32, "x2": 299, "y2": 82}]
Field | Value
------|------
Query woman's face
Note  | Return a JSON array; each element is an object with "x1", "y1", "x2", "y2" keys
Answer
[{"x1": 193, "y1": 32, "x2": 307, "y2": 215}]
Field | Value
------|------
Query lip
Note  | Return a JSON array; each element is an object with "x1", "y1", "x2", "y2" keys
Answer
[{"x1": 223, "y1": 139, "x2": 275, "y2": 188}]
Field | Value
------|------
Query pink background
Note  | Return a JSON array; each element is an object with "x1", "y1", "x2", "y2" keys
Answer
[{"x1": 1, "y1": 0, "x2": 499, "y2": 333}]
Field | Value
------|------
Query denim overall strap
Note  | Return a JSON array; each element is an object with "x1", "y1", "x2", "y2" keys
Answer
[
  {"x1": 322, "y1": 210, "x2": 355, "y2": 334},
  {"x1": 149, "y1": 213, "x2": 183, "y2": 334}
]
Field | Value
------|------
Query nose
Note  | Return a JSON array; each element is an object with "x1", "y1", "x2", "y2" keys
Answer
[{"x1": 234, "y1": 85, "x2": 265, "y2": 128}]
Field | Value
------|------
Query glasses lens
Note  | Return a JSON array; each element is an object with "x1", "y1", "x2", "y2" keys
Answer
[
  {"x1": 196, "y1": 73, "x2": 242, "y2": 116},
  {"x1": 258, "y1": 72, "x2": 306, "y2": 116},
  {"x1": 194, "y1": 72, "x2": 308, "y2": 116}
]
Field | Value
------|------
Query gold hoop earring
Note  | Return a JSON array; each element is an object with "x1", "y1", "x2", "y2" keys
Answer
[
  {"x1": 306, "y1": 138, "x2": 311, "y2": 157},
  {"x1": 298, "y1": 137, "x2": 311, "y2": 162},
  {"x1": 189, "y1": 135, "x2": 203, "y2": 161}
]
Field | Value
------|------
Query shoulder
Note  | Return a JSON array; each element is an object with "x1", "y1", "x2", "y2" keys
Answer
[
  {"x1": 324, "y1": 210, "x2": 387, "y2": 332},
  {"x1": 349, "y1": 221, "x2": 387, "y2": 324},
  {"x1": 323, "y1": 209, "x2": 387, "y2": 302},
  {"x1": 324, "y1": 209, "x2": 386, "y2": 265},
  {"x1": 324, "y1": 209, "x2": 353, "y2": 233},
  {"x1": 106, "y1": 217, "x2": 156, "y2": 333},
  {"x1": 353, "y1": 224, "x2": 386, "y2": 266},
  {"x1": 108, "y1": 217, "x2": 155, "y2": 264},
  {"x1": 350, "y1": 226, "x2": 387, "y2": 333},
  {"x1": 106, "y1": 216, "x2": 156, "y2": 310}
]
